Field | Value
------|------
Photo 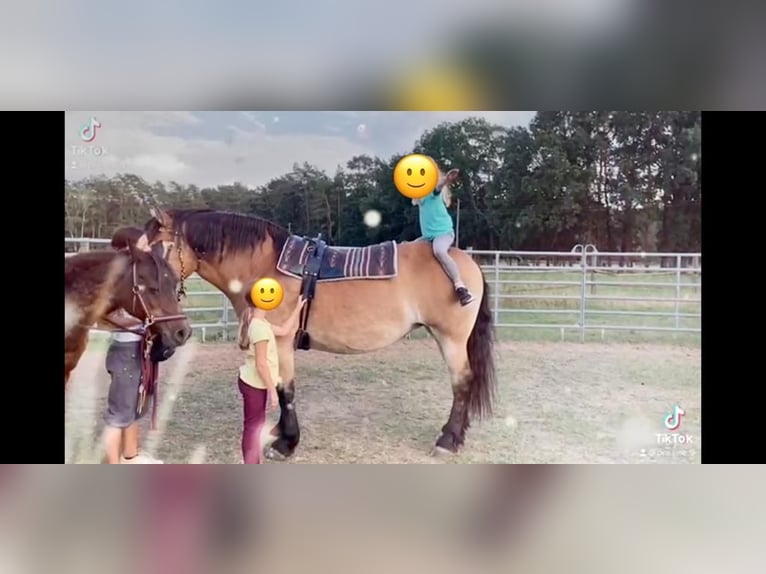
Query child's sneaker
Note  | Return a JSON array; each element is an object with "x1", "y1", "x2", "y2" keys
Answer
[
  {"x1": 455, "y1": 287, "x2": 474, "y2": 306},
  {"x1": 121, "y1": 453, "x2": 164, "y2": 464}
]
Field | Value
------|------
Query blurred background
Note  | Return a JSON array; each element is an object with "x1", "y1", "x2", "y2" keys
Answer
[
  {"x1": 4, "y1": 0, "x2": 765, "y2": 108},
  {"x1": 1, "y1": 466, "x2": 763, "y2": 574}
]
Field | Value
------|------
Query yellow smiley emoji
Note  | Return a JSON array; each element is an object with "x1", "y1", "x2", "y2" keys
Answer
[
  {"x1": 393, "y1": 154, "x2": 439, "y2": 199},
  {"x1": 250, "y1": 278, "x2": 284, "y2": 311}
]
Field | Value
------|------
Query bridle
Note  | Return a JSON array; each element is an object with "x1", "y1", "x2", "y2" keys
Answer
[
  {"x1": 98, "y1": 253, "x2": 187, "y2": 333},
  {"x1": 128, "y1": 258, "x2": 188, "y2": 328}
]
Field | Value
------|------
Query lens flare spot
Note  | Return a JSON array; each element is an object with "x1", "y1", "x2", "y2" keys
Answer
[{"x1": 364, "y1": 209, "x2": 382, "y2": 228}]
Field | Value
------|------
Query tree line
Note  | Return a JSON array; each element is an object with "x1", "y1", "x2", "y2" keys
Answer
[{"x1": 65, "y1": 111, "x2": 701, "y2": 253}]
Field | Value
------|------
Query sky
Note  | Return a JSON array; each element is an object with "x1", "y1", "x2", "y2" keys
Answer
[{"x1": 64, "y1": 111, "x2": 535, "y2": 189}]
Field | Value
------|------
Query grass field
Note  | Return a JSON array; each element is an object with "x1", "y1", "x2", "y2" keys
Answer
[{"x1": 66, "y1": 336, "x2": 701, "y2": 464}]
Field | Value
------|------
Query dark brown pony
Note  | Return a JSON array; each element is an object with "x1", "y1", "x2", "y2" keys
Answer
[
  {"x1": 64, "y1": 228, "x2": 192, "y2": 386},
  {"x1": 139, "y1": 190, "x2": 497, "y2": 460}
]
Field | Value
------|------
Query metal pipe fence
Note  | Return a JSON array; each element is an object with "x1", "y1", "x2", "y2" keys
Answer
[{"x1": 66, "y1": 238, "x2": 701, "y2": 343}]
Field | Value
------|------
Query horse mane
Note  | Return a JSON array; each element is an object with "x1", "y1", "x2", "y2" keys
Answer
[{"x1": 152, "y1": 209, "x2": 290, "y2": 260}]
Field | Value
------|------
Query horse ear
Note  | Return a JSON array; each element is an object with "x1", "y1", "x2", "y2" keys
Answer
[
  {"x1": 111, "y1": 227, "x2": 144, "y2": 251},
  {"x1": 445, "y1": 168, "x2": 460, "y2": 184},
  {"x1": 135, "y1": 233, "x2": 152, "y2": 252},
  {"x1": 131, "y1": 245, "x2": 156, "y2": 269},
  {"x1": 149, "y1": 207, "x2": 172, "y2": 228},
  {"x1": 127, "y1": 241, "x2": 140, "y2": 259}
]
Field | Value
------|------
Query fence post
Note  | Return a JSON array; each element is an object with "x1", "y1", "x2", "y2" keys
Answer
[
  {"x1": 675, "y1": 254, "x2": 681, "y2": 329},
  {"x1": 79, "y1": 240, "x2": 91, "y2": 253},
  {"x1": 580, "y1": 248, "x2": 587, "y2": 342},
  {"x1": 493, "y1": 252, "x2": 500, "y2": 325},
  {"x1": 222, "y1": 294, "x2": 229, "y2": 341}
]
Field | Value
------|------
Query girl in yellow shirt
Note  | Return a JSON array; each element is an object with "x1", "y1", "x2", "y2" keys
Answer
[{"x1": 237, "y1": 291, "x2": 305, "y2": 464}]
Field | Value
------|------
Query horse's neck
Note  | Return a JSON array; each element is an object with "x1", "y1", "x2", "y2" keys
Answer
[
  {"x1": 77, "y1": 281, "x2": 121, "y2": 325},
  {"x1": 197, "y1": 251, "x2": 277, "y2": 317},
  {"x1": 67, "y1": 254, "x2": 126, "y2": 316}
]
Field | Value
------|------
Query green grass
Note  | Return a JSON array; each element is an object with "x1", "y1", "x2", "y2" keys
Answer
[{"x1": 172, "y1": 267, "x2": 701, "y2": 346}]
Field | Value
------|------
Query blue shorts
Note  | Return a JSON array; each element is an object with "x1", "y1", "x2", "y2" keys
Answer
[{"x1": 103, "y1": 340, "x2": 147, "y2": 428}]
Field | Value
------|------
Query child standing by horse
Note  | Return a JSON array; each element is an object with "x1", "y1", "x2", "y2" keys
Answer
[
  {"x1": 102, "y1": 310, "x2": 165, "y2": 464},
  {"x1": 237, "y1": 289, "x2": 306, "y2": 464},
  {"x1": 101, "y1": 227, "x2": 180, "y2": 464},
  {"x1": 412, "y1": 164, "x2": 474, "y2": 306}
]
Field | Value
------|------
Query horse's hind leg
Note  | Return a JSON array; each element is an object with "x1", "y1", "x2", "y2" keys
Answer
[
  {"x1": 264, "y1": 339, "x2": 301, "y2": 461},
  {"x1": 429, "y1": 329, "x2": 472, "y2": 455}
]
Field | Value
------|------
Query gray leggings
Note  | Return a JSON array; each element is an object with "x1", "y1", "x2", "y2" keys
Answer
[{"x1": 416, "y1": 232, "x2": 463, "y2": 286}]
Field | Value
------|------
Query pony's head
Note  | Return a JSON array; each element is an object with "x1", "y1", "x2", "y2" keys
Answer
[{"x1": 111, "y1": 226, "x2": 192, "y2": 350}]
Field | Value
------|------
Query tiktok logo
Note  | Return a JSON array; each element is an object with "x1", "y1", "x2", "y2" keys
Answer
[
  {"x1": 79, "y1": 117, "x2": 101, "y2": 143},
  {"x1": 663, "y1": 404, "x2": 685, "y2": 432},
  {"x1": 653, "y1": 403, "x2": 694, "y2": 454}
]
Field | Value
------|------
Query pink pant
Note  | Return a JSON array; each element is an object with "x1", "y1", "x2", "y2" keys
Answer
[{"x1": 238, "y1": 378, "x2": 267, "y2": 464}]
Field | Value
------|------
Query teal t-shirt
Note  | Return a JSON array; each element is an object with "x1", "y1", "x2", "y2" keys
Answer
[{"x1": 417, "y1": 191, "x2": 454, "y2": 240}]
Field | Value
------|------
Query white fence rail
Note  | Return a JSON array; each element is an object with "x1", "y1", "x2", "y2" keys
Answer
[{"x1": 66, "y1": 238, "x2": 701, "y2": 343}]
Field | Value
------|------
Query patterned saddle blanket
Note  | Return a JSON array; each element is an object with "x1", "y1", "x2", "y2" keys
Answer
[{"x1": 276, "y1": 235, "x2": 398, "y2": 282}]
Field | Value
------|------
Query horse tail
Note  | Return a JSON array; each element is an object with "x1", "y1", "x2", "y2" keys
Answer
[{"x1": 466, "y1": 273, "x2": 497, "y2": 420}]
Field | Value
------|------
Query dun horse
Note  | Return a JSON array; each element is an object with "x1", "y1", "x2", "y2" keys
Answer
[
  {"x1": 140, "y1": 183, "x2": 496, "y2": 459},
  {"x1": 65, "y1": 228, "x2": 192, "y2": 386}
]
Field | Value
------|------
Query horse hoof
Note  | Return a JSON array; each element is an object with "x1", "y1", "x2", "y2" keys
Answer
[
  {"x1": 264, "y1": 447, "x2": 287, "y2": 462},
  {"x1": 430, "y1": 446, "x2": 455, "y2": 458}
]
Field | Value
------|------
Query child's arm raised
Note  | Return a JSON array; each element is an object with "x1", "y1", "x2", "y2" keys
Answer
[{"x1": 269, "y1": 297, "x2": 307, "y2": 338}]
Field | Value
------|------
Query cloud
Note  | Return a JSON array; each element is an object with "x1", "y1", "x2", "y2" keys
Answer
[
  {"x1": 127, "y1": 154, "x2": 188, "y2": 176},
  {"x1": 64, "y1": 111, "x2": 534, "y2": 188}
]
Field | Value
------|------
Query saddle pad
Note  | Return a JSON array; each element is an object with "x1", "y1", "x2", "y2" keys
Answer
[{"x1": 276, "y1": 235, "x2": 398, "y2": 282}]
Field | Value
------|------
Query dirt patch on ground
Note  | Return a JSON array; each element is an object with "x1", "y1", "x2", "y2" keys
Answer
[{"x1": 65, "y1": 339, "x2": 700, "y2": 464}]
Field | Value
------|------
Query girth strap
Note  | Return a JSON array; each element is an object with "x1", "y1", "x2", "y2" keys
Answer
[{"x1": 294, "y1": 234, "x2": 327, "y2": 351}]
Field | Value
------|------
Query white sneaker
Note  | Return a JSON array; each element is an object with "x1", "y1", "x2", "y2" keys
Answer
[{"x1": 121, "y1": 453, "x2": 164, "y2": 464}]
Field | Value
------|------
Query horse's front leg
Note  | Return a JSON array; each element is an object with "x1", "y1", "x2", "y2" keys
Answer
[{"x1": 264, "y1": 337, "x2": 300, "y2": 461}]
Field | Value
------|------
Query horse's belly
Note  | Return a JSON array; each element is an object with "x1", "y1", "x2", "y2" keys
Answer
[
  {"x1": 308, "y1": 320, "x2": 410, "y2": 353},
  {"x1": 305, "y1": 290, "x2": 414, "y2": 353}
]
